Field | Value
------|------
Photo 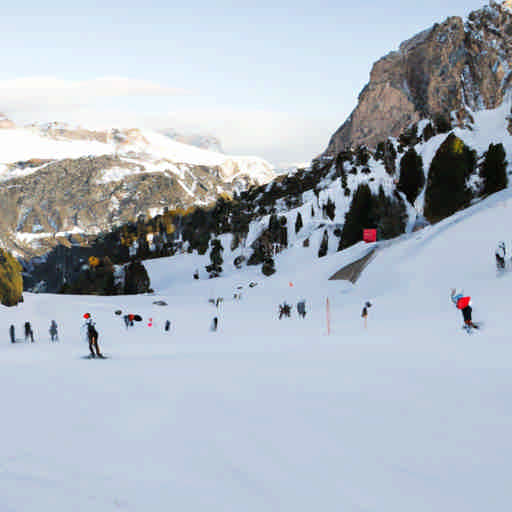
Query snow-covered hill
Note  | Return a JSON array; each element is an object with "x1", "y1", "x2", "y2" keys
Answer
[
  {"x1": 1, "y1": 184, "x2": 512, "y2": 511},
  {"x1": 0, "y1": 122, "x2": 274, "y2": 185}
]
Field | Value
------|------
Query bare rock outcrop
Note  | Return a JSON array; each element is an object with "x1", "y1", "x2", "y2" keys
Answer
[{"x1": 324, "y1": 1, "x2": 512, "y2": 154}]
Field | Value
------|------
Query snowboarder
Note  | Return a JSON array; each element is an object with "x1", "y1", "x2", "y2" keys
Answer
[
  {"x1": 211, "y1": 316, "x2": 218, "y2": 332},
  {"x1": 24, "y1": 321, "x2": 34, "y2": 343},
  {"x1": 86, "y1": 318, "x2": 103, "y2": 357},
  {"x1": 496, "y1": 241, "x2": 506, "y2": 270},
  {"x1": 451, "y1": 289, "x2": 479, "y2": 332},
  {"x1": 164, "y1": 320, "x2": 171, "y2": 332},
  {"x1": 297, "y1": 300, "x2": 306, "y2": 319},
  {"x1": 49, "y1": 320, "x2": 58, "y2": 342},
  {"x1": 9, "y1": 324, "x2": 15, "y2": 343}
]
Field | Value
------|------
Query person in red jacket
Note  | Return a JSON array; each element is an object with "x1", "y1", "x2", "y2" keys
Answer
[{"x1": 451, "y1": 289, "x2": 479, "y2": 330}]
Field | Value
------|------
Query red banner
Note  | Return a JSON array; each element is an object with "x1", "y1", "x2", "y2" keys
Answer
[{"x1": 363, "y1": 229, "x2": 377, "y2": 243}]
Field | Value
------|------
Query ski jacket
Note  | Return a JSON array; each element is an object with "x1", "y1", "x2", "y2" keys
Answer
[{"x1": 452, "y1": 293, "x2": 471, "y2": 310}]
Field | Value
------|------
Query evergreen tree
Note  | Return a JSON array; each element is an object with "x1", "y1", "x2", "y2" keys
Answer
[
  {"x1": 205, "y1": 239, "x2": 224, "y2": 278},
  {"x1": 295, "y1": 211, "x2": 303, "y2": 234},
  {"x1": 339, "y1": 183, "x2": 375, "y2": 250},
  {"x1": 325, "y1": 198, "x2": 336, "y2": 221},
  {"x1": 424, "y1": 133, "x2": 476, "y2": 222},
  {"x1": 398, "y1": 147, "x2": 425, "y2": 204},
  {"x1": 318, "y1": 229, "x2": 329, "y2": 258},
  {"x1": 262, "y1": 256, "x2": 276, "y2": 276},
  {"x1": 481, "y1": 143, "x2": 508, "y2": 196}
]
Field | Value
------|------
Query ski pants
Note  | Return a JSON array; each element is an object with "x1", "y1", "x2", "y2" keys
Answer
[{"x1": 462, "y1": 306, "x2": 472, "y2": 324}]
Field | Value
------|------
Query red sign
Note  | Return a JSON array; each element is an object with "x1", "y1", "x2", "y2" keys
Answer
[{"x1": 363, "y1": 229, "x2": 377, "y2": 243}]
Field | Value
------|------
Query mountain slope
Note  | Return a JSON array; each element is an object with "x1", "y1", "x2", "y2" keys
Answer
[
  {"x1": 1, "y1": 184, "x2": 512, "y2": 511},
  {"x1": 0, "y1": 121, "x2": 275, "y2": 257}
]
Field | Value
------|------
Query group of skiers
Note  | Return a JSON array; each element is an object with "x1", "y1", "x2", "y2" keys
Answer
[
  {"x1": 9, "y1": 320, "x2": 59, "y2": 343},
  {"x1": 278, "y1": 300, "x2": 307, "y2": 320}
]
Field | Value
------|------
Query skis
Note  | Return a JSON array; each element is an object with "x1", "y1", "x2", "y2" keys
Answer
[
  {"x1": 81, "y1": 354, "x2": 110, "y2": 360},
  {"x1": 463, "y1": 322, "x2": 482, "y2": 334}
]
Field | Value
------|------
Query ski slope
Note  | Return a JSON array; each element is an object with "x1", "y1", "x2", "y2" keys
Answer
[{"x1": 1, "y1": 189, "x2": 512, "y2": 511}]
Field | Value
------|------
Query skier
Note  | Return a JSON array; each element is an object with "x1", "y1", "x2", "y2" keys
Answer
[
  {"x1": 210, "y1": 316, "x2": 218, "y2": 332},
  {"x1": 361, "y1": 301, "x2": 372, "y2": 328},
  {"x1": 164, "y1": 320, "x2": 171, "y2": 332},
  {"x1": 297, "y1": 300, "x2": 306, "y2": 319},
  {"x1": 24, "y1": 321, "x2": 34, "y2": 343},
  {"x1": 86, "y1": 318, "x2": 103, "y2": 358},
  {"x1": 451, "y1": 289, "x2": 479, "y2": 332},
  {"x1": 496, "y1": 241, "x2": 506, "y2": 270},
  {"x1": 49, "y1": 320, "x2": 58, "y2": 342},
  {"x1": 9, "y1": 324, "x2": 15, "y2": 343}
]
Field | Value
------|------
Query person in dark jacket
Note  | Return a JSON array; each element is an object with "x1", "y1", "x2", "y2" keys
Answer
[
  {"x1": 49, "y1": 320, "x2": 58, "y2": 342},
  {"x1": 164, "y1": 320, "x2": 171, "y2": 332},
  {"x1": 24, "y1": 322, "x2": 34, "y2": 343},
  {"x1": 297, "y1": 300, "x2": 306, "y2": 319},
  {"x1": 9, "y1": 325, "x2": 15, "y2": 343},
  {"x1": 87, "y1": 320, "x2": 103, "y2": 357},
  {"x1": 211, "y1": 317, "x2": 218, "y2": 332}
]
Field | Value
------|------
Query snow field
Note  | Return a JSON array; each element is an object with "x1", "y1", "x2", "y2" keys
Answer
[{"x1": 2, "y1": 187, "x2": 512, "y2": 510}]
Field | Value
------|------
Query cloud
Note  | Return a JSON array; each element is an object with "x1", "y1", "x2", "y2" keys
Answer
[{"x1": 0, "y1": 76, "x2": 187, "y2": 113}]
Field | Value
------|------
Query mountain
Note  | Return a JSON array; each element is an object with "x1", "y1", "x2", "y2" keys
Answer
[
  {"x1": 0, "y1": 120, "x2": 274, "y2": 257},
  {"x1": 323, "y1": 1, "x2": 512, "y2": 155},
  {"x1": 159, "y1": 129, "x2": 224, "y2": 153}
]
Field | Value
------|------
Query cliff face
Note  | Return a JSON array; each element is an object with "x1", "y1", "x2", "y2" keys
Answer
[{"x1": 324, "y1": 1, "x2": 512, "y2": 154}]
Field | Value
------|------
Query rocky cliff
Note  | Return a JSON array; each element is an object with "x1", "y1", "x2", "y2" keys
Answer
[{"x1": 324, "y1": 1, "x2": 512, "y2": 154}]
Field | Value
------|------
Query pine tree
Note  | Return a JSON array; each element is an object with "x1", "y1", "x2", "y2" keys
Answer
[
  {"x1": 318, "y1": 229, "x2": 329, "y2": 258},
  {"x1": 205, "y1": 239, "x2": 224, "y2": 278},
  {"x1": 424, "y1": 133, "x2": 476, "y2": 222},
  {"x1": 262, "y1": 256, "x2": 276, "y2": 276},
  {"x1": 481, "y1": 143, "x2": 508, "y2": 196},
  {"x1": 339, "y1": 183, "x2": 375, "y2": 250},
  {"x1": 325, "y1": 198, "x2": 336, "y2": 221},
  {"x1": 295, "y1": 211, "x2": 303, "y2": 234},
  {"x1": 398, "y1": 147, "x2": 425, "y2": 204}
]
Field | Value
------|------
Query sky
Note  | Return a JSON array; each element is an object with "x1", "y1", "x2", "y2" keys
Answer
[{"x1": 0, "y1": 0, "x2": 490, "y2": 165}]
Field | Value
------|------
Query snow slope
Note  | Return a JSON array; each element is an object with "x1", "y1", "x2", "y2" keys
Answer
[{"x1": 1, "y1": 188, "x2": 512, "y2": 511}]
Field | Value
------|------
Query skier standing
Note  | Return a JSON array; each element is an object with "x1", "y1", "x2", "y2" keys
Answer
[
  {"x1": 24, "y1": 321, "x2": 34, "y2": 343},
  {"x1": 85, "y1": 317, "x2": 103, "y2": 357},
  {"x1": 9, "y1": 325, "x2": 15, "y2": 343},
  {"x1": 49, "y1": 320, "x2": 58, "y2": 342},
  {"x1": 297, "y1": 300, "x2": 306, "y2": 319},
  {"x1": 496, "y1": 241, "x2": 506, "y2": 270}
]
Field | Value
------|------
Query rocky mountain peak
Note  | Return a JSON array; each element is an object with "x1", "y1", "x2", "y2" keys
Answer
[{"x1": 322, "y1": 1, "x2": 512, "y2": 155}]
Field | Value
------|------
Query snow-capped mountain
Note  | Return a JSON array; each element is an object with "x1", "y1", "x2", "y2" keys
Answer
[{"x1": 0, "y1": 118, "x2": 275, "y2": 257}]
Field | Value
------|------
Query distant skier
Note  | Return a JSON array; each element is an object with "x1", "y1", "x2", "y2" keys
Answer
[
  {"x1": 24, "y1": 321, "x2": 34, "y2": 343},
  {"x1": 496, "y1": 241, "x2": 506, "y2": 270},
  {"x1": 451, "y1": 289, "x2": 479, "y2": 332},
  {"x1": 211, "y1": 316, "x2": 218, "y2": 332},
  {"x1": 278, "y1": 302, "x2": 291, "y2": 319},
  {"x1": 361, "y1": 301, "x2": 372, "y2": 328},
  {"x1": 297, "y1": 300, "x2": 306, "y2": 319},
  {"x1": 164, "y1": 320, "x2": 171, "y2": 332},
  {"x1": 49, "y1": 320, "x2": 58, "y2": 342},
  {"x1": 9, "y1": 324, "x2": 15, "y2": 343},
  {"x1": 86, "y1": 318, "x2": 103, "y2": 357},
  {"x1": 123, "y1": 315, "x2": 130, "y2": 329}
]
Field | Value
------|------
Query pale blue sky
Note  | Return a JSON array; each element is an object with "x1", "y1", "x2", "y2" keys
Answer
[{"x1": 0, "y1": 0, "x2": 488, "y2": 164}]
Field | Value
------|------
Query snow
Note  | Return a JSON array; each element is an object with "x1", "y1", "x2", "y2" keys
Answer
[
  {"x1": 0, "y1": 125, "x2": 275, "y2": 187},
  {"x1": 2, "y1": 186, "x2": 512, "y2": 510}
]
